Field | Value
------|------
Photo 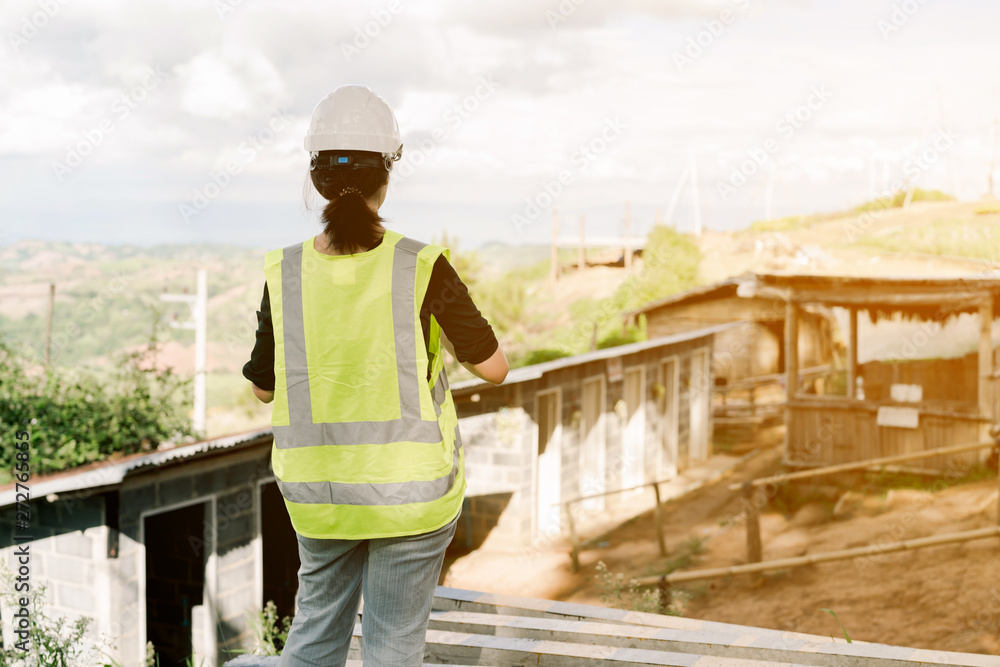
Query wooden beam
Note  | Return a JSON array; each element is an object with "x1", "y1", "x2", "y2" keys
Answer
[
  {"x1": 979, "y1": 296, "x2": 993, "y2": 423},
  {"x1": 783, "y1": 301, "x2": 798, "y2": 461},
  {"x1": 728, "y1": 439, "x2": 995, "y2": 491},
  {"x1": 742, "y1": 482, "x2": 762, "y2": 564},
  {"x1": 785, "y1": 300, "x2": 799, "y2": 398},
  {"x1": 653, "y1": 482, "x2": 666, "y2": 557},
  {"x1": 638, "y1": 526, "x2": 1000, "y2": 585},
  {"x1": 847, "y1": 307, "x2": 858, "y2": 399}
]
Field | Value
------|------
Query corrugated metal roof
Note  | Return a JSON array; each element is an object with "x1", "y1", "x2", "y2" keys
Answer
[
  {"x1": 450, "y1": 321, "x2": 743, "y2": 394},
  {"x1": 0, "y1": 427, "x2": 273, "y2": 509},
  {"x1": 624, "y1": 275, "x2": 746, "y2": 318}
]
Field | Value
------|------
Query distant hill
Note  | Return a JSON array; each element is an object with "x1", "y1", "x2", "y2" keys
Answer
[
  {"x1": 0, "y1": 239, "x2": 266, "y2": 369},
  {"x1": 473, "y1": 241, "x2": 551, "y2": 278}
]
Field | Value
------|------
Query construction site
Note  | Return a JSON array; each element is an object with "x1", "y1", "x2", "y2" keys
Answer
[{"x1": 7, "y1": 1, "x2": 1000, "y2": 663}]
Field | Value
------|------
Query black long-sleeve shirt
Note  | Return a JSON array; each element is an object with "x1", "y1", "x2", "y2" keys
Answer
[{"x1": 242, "y1": 254, "x2": 497, "y2": 392}]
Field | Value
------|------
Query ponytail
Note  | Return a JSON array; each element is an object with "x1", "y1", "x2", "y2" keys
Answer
[{"x1": 308, "y1": 154, "x2": 390, "y2": 255}]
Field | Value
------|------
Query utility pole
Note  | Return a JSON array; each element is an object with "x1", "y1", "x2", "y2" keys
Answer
[
  {"x1": 690, "y1": 152, "x2": 702, "y2": 238},
  {"x1": 45, "y1": 283, "x2": 55, "y2": 367},
  {"x1": 988, "y1": 118, "x2": 998, "y2": 199},
  {"x1": 550, "y1": 209, "x2": 559, "y2": 283},
  {"x1": 161, "y1": 269, "x2": 208, "y2": 435},
  {"x1": 624, "y1": 202, "x2": 633, "y2": 271}
]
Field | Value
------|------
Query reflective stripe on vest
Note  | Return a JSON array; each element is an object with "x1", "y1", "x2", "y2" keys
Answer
[{"x1": 266, "y1": 231, "x2": 464, "y2": 539}]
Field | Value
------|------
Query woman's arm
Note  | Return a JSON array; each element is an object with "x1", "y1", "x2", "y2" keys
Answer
[
  {"x1": 251, "y1": 383, "x2": 275, "y2": 404},
  {"x1": 243, "y1": 282, "x2": 278, "y2": 402},
  {"x1": 441, "y1": 331, "x2": 508, "y2": 384}
]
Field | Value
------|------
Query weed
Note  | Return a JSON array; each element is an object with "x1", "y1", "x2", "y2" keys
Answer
[
  {"x1": 0, "y1": 561, "x2": 119, "y2": 667},
  {"x1": 225, "y1": 600, "x2": 292, "y2": 659},
  {"x1": 821, "y1": 608, "x2": 853, "y2": 643},
  {"x1": 594, "y1": 561, "x2": 685, "y2": 615}
]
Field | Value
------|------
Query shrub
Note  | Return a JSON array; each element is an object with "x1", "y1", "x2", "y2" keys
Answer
[{"x1": 0, "y1": 336, "x2": 193, "y2": 479}]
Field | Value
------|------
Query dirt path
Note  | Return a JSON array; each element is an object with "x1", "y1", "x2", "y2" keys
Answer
[
  {"x1": 444, "y1": 446, "x2": 783, "y2": 601},
  {"x1": 444, "y1": 446, "x2": 1000, "y2": 656}
]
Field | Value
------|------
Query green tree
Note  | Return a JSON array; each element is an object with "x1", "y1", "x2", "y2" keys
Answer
[
  {"x1": 0, "y1": 334, "x2": 193, "y2": 479},
  {"x1": 613, "y1": 225, "x2": 701, "y2": 313}
]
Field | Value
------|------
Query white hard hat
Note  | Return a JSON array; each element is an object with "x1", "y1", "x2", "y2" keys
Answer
[{"x1": 304, "y1": 85, "x2": 402, "y2": 162}]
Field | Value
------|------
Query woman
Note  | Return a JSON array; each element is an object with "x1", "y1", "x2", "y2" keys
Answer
[{"x1": 242, "y1": 85, "x2": 508, "y2": 666}]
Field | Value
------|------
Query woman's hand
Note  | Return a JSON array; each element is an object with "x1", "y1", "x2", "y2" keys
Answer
[{"x1": 252, "y1": 383, "x2": 275, "y2": 404}]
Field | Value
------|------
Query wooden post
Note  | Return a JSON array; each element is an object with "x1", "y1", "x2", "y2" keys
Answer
[
  {"x1": 44, "y1": 282, "x2": 55, "y2": 367},
  {"x1": 979, "y1": 295, "x2": 993, "y2": 426},
  {"x1": 653, "y1": 482, "x2": 667, "y2": 557},
  {"x1": 847, "y1": 307, "x2": 858, "y2": 399},
  {"x1": 550, "y1": 209, "x2": 559, "y2": 283},
  {"x1": 657, "y1": 575, "x2": 671, "y2": 613},
  {"x1": 624, "y1": 202, "x2": 633, "y2": 272},
  {"x1": 784, "y1": 299, "x2": 799, "y2": 461},
  {"x1": 578, "y1": 213, "x2": 586, "y2": 272},
  {"x1": 566, "y1": 502, "x2": 581, "y2": 572},
  {"x1": 742, "y1": 482, "x2": 762, "y2": 564},
  {"x1": 785, "y1": 301, "x2": 799, "y2": 398}
]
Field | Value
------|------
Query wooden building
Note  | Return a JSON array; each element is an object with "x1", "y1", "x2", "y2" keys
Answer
[
  {"x1": 449, "y1": 324, "x2": 733, "y2": 551},
  {"x1": 625, "y1": 274, "x2": 834, "y2": 383},
  {"x1": 624, "y1": 275, "x2": 835, "y2": 442},
  {"x1": 738, "y1": 273, "x2": 1000, "y2": 469}
]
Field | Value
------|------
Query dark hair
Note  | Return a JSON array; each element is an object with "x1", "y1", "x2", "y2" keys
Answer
[{"x1": 308, "y1": 150, "x2": 390, "y2": 255}]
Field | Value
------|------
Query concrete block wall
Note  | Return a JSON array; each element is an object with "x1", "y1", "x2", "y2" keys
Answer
[
  {"x1": 0, "y1": 494, "x2": 112, "y2": 658},
  {"x1": 457, "y1": 406, "x2": 534, "y2": 550},
  {"x1": 215, "y1": 484, "x2": 260, "y2": 666},
  {"x1": 116, "y1": 447, "x2": 272, "y2": 667}
]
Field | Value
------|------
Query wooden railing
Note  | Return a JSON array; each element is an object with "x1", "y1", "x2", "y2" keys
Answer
[
  {"x1": 635, "y1": 439, "x2": 1000, "y2": 589},
  {"x1": 715, "y1": 364, "x2": 830, "y2": 427},
  {"x1": 558, "y1": 478, "x2": 673, "y2": 572}
]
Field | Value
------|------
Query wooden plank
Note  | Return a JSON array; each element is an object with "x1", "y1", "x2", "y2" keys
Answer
[
  {"x1": 847, "y1": 308, "x2": 858, "y2": 398},
  {"x1": 424, "y1": 610, "x2": 991, "y2": 667},
  {"x1": 742, "y1": 482, "x2": 762, "y2": 564},
  {"x1": 638, "y1": 527, "x2": 1000, "y2": 587},
  {"x1": 429, "y1": 588, "x2": 995, "y2": 666},
  {"x1": 357, "y1": 626, "x2": 818, "y2": 667},
  {"x1": 731, "y1": 440, "x2": 994, "y2": 490}
]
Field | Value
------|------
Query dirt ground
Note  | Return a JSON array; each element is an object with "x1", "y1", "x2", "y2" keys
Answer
[{"x1": 443, "y1": 446, "x2": 1000, "y2": 656}]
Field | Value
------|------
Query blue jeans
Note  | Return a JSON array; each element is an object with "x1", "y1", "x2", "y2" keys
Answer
[{"x1": 277, "y1": 516, "x2": 458, "y2": 667}]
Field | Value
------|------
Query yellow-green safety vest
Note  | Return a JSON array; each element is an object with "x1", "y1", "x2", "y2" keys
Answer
[{"x1": 264, "y1": 229, "x2": 465, "y2": 539}]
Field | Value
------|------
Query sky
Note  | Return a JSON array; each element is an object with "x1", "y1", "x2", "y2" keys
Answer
[{"x1": 2, "y1": 0, "x2": 999, "y2": 252}]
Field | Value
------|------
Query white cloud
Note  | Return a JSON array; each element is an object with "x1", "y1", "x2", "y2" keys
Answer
[{"x1": 177, "y1": 46, "x2": 286, "y2": 120}]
